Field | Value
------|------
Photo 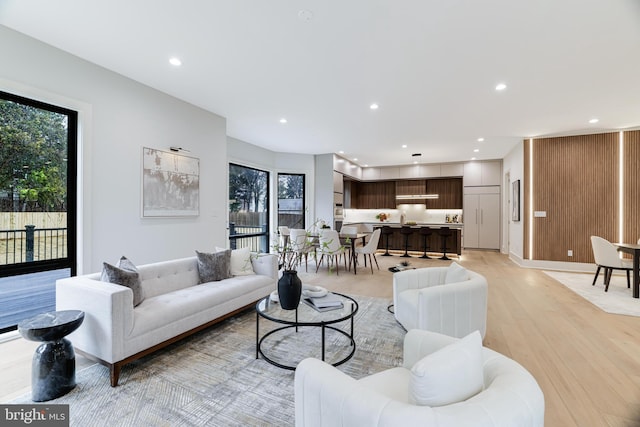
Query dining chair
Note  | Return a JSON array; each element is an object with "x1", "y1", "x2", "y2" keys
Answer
[
  {"x1": 590, "y1": 235, "x2": 632, "y2": 291},
  {"x1": 278, "y1": 226, "x2": 290, "y2": 248},
  {"x1": 289, "y1": 228, "x2": 315, "y2": 272},
  {"x1": 355, "y1": 228, "x2": 382, "y2": 274},
  {"x1": 339, "y1": 225, "x2": 359, "y2": 261},
  {"x1": 316, "y1": 229, "x2": 348, "y2": 275}
]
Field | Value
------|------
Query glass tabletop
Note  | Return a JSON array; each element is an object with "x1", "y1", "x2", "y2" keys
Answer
[{"x1": 256, "y1": 292, "x2": 358, "y2": 326}]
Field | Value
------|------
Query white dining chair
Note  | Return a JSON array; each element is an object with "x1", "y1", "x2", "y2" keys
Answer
[
  {"x1": 316, "y1": 229, "x2": 348, "y2": 275},
  {"x1": 289, "y1": 228, "x2": 315, "y2": 272},
  {"x1": 355, "y1": 228, "x2": 382, "y2": 274},
  {"x1": 590, "y1": 235, "x2": 632, "y2": 291}
]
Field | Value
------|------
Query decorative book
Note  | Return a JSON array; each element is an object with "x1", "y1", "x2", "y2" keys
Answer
[{"x1": 303, "y1": 293, "x2": 344, "y2": 312}]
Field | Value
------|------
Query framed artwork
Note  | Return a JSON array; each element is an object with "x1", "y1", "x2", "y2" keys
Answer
[
  {"x1": 512, "y1": 179, "x2": 520, "y2": 222},
  {"x1": 142, "y1": 147, "x2": 200, "y2": 217}
]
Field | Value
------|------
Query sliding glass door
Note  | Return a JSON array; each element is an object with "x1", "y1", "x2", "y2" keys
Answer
[
  {"x1": 0, "y1": 91, "x2": 77, "y2": 333},
  {"x1": 228, "y1": 163, "x2": 269, "y2": 252}
]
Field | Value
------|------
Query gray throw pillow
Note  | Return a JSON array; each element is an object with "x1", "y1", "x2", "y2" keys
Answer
[
  {"x1": 101, "y1": 256, "x2": 144, "y2": 307},
  {"x1": 196, "y1": 249, "x2": 231, "y2": 283}
]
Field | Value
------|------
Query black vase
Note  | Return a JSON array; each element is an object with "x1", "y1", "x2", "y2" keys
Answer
[{"x1": 278, "y1": 270, "x2": 302, "y2": 310}]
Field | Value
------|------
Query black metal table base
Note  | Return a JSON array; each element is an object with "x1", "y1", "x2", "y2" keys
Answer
[{"x1": 256, "y1": 325, "x2": 356, "y2": 370}]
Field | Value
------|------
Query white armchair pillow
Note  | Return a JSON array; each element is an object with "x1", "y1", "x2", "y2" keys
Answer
[
  {"x1": 444, "y1": 261, "x2": 469, "y2": 284},
  {"x1": 409, "y1": 330, "x2": 483, "y2": 406}
]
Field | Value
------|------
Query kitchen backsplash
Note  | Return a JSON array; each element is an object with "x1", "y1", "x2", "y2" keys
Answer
[{"x1": 344, "y1": 206, "x2": 463, "y2": 224}]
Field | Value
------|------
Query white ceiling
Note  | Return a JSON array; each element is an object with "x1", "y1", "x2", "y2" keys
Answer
[{"x1": 2, "y1": 0, "x2": 640, "y2": 167}]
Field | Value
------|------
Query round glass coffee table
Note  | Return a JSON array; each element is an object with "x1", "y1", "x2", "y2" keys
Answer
[{"x1": 256, "y1": 292, "x2": 359, "y2": 370}]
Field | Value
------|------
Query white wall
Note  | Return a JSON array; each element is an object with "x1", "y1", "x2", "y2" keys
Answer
[
  {"x1": 503, "y1": 141, "x2": 525, "y2": 260},
  {"x1": 227, "y1": 137, "x2": 316, "y2": 236},
  {"x1": 0, "y1": 26, "x2": 228, "y2": 273}
]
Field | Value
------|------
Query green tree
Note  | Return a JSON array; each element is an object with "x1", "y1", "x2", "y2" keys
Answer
[{"x1": 0, "y1": 99, "x2": 68, "y2": 211}]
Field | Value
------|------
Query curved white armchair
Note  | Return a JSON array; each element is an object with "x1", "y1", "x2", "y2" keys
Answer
[
  {"x1": 295, "y1": 329, "x2": 545, "y2": 427},
  {"x1": 393, "y1": 264, "x2": 488, "y2": 339}
]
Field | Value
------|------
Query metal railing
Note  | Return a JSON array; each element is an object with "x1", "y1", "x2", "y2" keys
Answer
[
  {"x1": 229, "y1": 223, "x2": 269, "y2": 253},
  {"x1": 0, "y1": 225, "x2": 67, "y2": 265}
]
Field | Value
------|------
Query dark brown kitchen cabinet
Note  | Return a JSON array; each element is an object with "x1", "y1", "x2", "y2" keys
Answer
[
  {"x1": 352, "y1": 181, "x2": 396, "y2": 208},
  {"x1": 426, "y1": 178, "x2": 462, "y2": 209}
]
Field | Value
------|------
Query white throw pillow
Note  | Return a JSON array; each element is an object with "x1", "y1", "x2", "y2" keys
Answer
[
  {"x1": 217, "y1": 246, "x2": 255, "y2": 276},
  {"x1": 409, "y1": 330, "x2": 484, "y2": 406},
  {"x1": 444, "y1": 261, "x2": 469, "y2": 284}
]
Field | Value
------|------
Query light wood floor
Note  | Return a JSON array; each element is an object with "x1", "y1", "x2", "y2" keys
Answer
[{"x1": 2, "y1": 250, "x2": 640, "y2": 426}]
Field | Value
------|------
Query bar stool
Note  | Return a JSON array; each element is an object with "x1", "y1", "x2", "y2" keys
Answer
[
  {"x1": 438, "y1": 227, "x2": 452, "y2": 260},
  {"x1": 419, "y1": 227, "x2": 433, "y2": 259},
  {"x1": 400, "y1": 226, "x2": 413, "y2": 258},
  {"x1": 381, "y1": 226, "x2": 393, "y2": 256}
]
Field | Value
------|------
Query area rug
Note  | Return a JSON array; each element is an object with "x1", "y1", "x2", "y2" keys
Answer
[
  {"x1": 11, "y1": 296, "x2": 405, "y2": 426},
  {"x1": 543, "y1": 271, "x2": 640, "y2": 317}
]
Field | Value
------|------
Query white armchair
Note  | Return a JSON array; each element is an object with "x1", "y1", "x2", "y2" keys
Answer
[
  {"x1": 295, "y1": 329, "x2": 545, "y2": 427},
  {"x1": 393, "y1": 264, "x2": 488, "y2": 339}
]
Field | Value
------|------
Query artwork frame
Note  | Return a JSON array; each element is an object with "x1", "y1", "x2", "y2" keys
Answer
[
  {"x1": 142, "y1": 147, "x2": 200, "y2": 217},
  {"x1": 512, "y1": 179, "x2": 520, "y2": 222}
]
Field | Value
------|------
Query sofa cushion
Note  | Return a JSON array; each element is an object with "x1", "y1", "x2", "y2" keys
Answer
[
  {"x1": 444, "y1": 261, "x2": 469, "y2": 284},
  {"x1": 216, "y1": 246, "x2": 255, "y2": 276},
  {"x1": 409, "y1": 330, "x2": 483, "y2": 406},
  {"x1": 101, "y1": 256, "x2": 144, "y2": 306},
  {"x1": 196, "y1": 250, "x2": 232, "y2": 283}
]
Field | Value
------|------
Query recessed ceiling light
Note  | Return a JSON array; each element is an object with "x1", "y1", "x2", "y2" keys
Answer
[
  {"x1": 369, "y1": 103, "x2": 379, "y2": 110},
  {"x1": 402, "y1": 144, "x2": 407, "y2": 148},
  {"x1": 495, "y1": 83, "x2": 507, "y2": 91},
  {"x1": 471, "y1": 157, "x2": 477, "y2": 160},
  {"x1": 413, "y1": 161, "x2": 418, "y2": 164},
  {"x1": 589, "y1": 118, "x2": 599, "y2": 124},
  {"x1": 169, "y1": 57, "x2": 182, "y2": 66},
  {"x1": 363, "y1": 164, "x2": 368, "y2": 167},
  {"x1": 353, "y1": 158, "x2": 358, "y2": 161},
  {"x1": 474, "y1": 149, "x2": 480, "y2": 153},
  {"x1": 477, "y1": 137, "x2": 484, "y2": 142},
  {"x1": 279, "y1": 118, "x2": 287, "y2": 124}
]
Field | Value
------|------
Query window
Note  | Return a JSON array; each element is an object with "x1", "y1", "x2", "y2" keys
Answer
[
  {"x1": 278, "y1": 173, "x2": 305, "y2": 229},
  {"x1": 228, "y1": 163, "x2": 269, "y2": 252},
  {"x1": 0, "y1": 91, "x2": 77, "y2": 333}
]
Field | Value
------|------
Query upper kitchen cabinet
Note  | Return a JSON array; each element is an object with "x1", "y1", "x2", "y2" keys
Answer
[
  {"x1": 333, "y1": 171, "x2": 344, "y2": 193},
  {"x1": 395, "y1": 180, "x2": 426, "y2": 204},
  {"x1": 352, "y1": 181, "x2": 396, "y2": 209},
  {"x1": 426, "y1": 178, "x2": 463, "y2": 209},
  {"x1": 463, "y1": 161, "x2": 502, "y2": 186}
]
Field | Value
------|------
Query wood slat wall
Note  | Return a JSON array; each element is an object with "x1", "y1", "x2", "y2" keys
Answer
[
  {"x1": 624, "y1": 130, "x2": 640, "y2": 244},
  {"x1": 524, "y1": 139, "x2": 530, "y2": 260},
  {"x1": 526, "y1": 133, "x2": 619, "y2": 263}
]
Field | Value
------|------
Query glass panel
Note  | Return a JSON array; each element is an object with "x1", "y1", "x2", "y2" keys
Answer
[
  {"x1": 278, "y1": 173, "x2": 305, "y2": 229},
  {"x1": 0, "y1": 92, "x2": 76, "y2": 331},
  {"x1": 228, "y1": 163, "x2": 269, "y2": 252}
]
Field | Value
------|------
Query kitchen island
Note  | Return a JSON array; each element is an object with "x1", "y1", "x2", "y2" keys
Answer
[{"x1": 345, "y1": 222, "x2": 462, "y2": 257}]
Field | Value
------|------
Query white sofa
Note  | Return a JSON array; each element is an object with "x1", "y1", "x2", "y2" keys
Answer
[
  {"x1": 295, "y1": 330, "x2": 545, "y2": 427},
  {"x1": 56, "y1": 253, "x2": 278, "y2": 386},
  {"x1": 393, "y1": 264, "x2": 488, "y2": 339}
]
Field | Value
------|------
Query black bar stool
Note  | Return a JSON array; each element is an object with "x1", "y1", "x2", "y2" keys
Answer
[
  {"x1": 400, "y1": 226, "x2": 413, "y2": 258},
  {"x1": 438, "y1": 227, "x2": 452, "y2": 260},
  {"x1": 419, "y1": 227, "x2": 433, "y2": 259},
  {"x1": 381, "y1": 226, "x2": 393, "y2": 256}
]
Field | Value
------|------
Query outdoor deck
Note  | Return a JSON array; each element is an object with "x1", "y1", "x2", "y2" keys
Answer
[{"x1": 0, "y1": 269, "x2": 69, "y2": 332}]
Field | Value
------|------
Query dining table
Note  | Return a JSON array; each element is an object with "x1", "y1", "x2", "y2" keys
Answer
[
  {"x1": 615, "y1": 242, "x2": 640, "y2": 298},
  {"x1": 338, "y1": 232, "x2": 368, "y2": 275}
]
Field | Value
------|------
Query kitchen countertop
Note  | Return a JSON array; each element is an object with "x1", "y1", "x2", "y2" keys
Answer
[{"x1": 344, "y1": 221, "x2": 463, "y2": 228}]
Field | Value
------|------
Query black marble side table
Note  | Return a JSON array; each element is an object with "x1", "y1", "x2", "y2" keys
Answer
[{"x1": 18, "y1": 310, "x2": 85, "y2": 402}]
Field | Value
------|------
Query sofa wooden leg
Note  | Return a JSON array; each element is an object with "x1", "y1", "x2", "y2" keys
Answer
[{"x1": 110, "y1": 364, "x2": 121, "y2": 387}]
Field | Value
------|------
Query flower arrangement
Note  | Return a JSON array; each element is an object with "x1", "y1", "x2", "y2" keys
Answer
[{"x1": 375, "y1": 212, "x2": 389, "y2": 222}]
